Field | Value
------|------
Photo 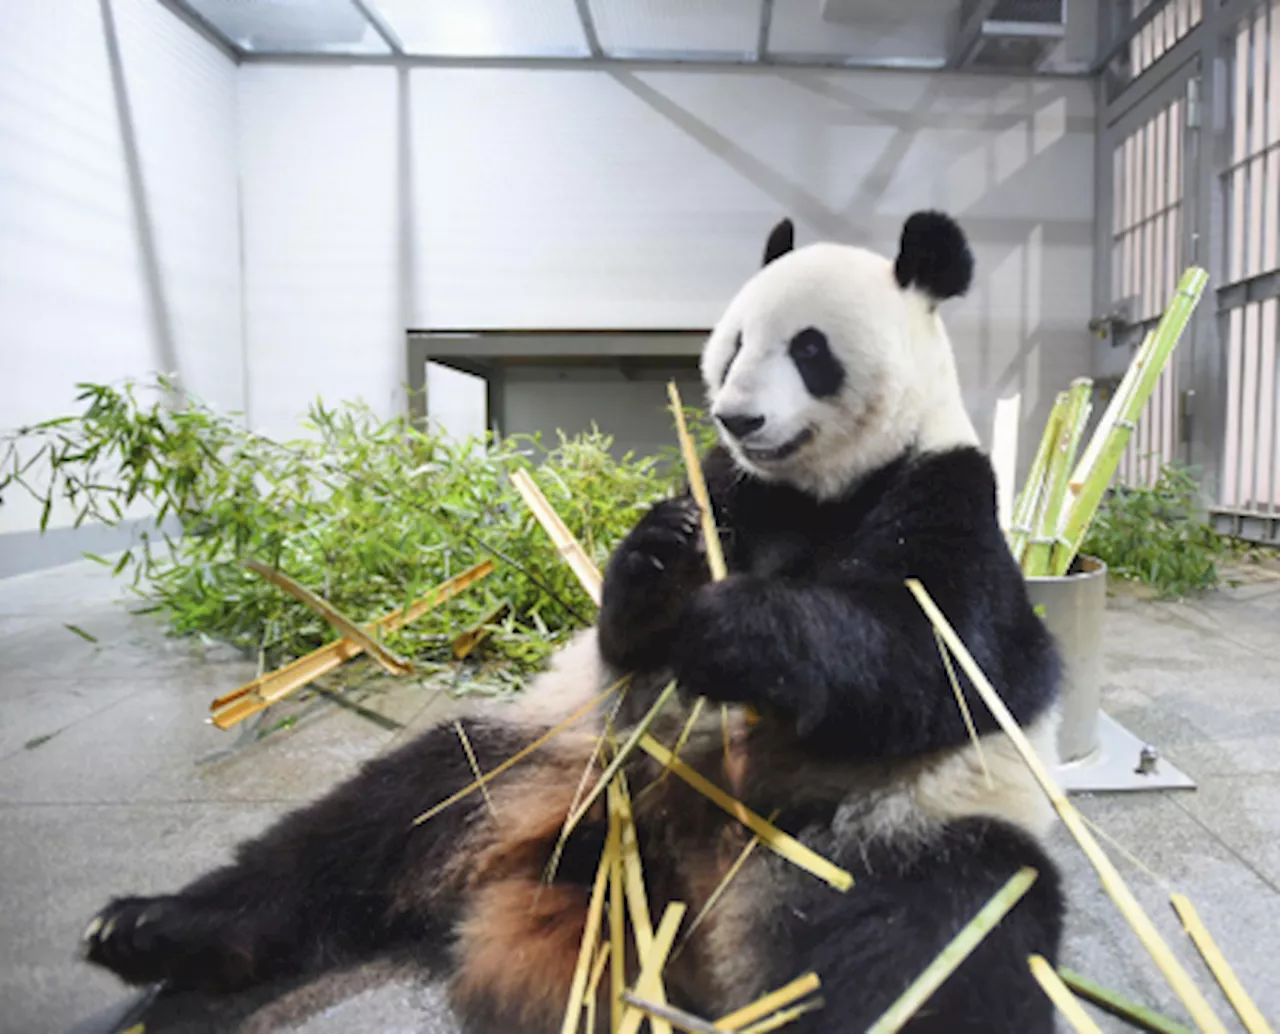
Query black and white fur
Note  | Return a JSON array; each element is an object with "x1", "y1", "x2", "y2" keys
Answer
[{"x1": 82, "y1": 212, "x2": 1064, "y2": 1033}]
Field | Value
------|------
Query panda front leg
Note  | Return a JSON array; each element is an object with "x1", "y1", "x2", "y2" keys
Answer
[
  {"x1": 597, "y1": 496, "x2": 710, "y2": 672},
  {"x1": 761, "y1": 819, "x2": 1065, "y2": 1034},
  {"x1": 82, "y1": 717, "x2": 527, "y2": 994}
]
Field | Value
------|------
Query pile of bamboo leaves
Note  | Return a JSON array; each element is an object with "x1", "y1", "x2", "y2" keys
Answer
[{"x1": 1008, "y1": 267, "x2": 1209, "y2": 578}]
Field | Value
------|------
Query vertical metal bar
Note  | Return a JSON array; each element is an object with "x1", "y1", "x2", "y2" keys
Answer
[
  {"x1": 755, "y1": 0, "x2": 774, "y2": 63},
  {"x1": 1224, "y1": 306, "x2": 1243, "y2": 504},
  {"x1": 1242, "y1": 301, "x2": 1261, "y2": 506},
  {"x1": 1257, "y1": 297, "x2": 1277, "y2": 509}
]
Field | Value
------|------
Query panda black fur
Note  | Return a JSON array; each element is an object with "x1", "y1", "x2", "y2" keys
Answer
[{"x1": 82, "y1": 211, "x2": 1065, "y2": 1033}]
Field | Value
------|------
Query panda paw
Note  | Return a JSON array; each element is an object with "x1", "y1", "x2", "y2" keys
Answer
[
  {"x1": 603, "y1": 498, "x2": 707, "y2": 605},
  {"x1": 82, "y1": 895, "x2": 251, "y2": 991}
]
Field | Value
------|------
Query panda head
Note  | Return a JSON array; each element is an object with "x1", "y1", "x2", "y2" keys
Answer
[{"x1": 701, "y1": 211, "x2": 980, "y2": 500}]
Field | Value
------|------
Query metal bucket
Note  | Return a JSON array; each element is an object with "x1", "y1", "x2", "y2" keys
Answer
[{"x1": 1025, "y1": 555, "x2": 1108, "y2": 765}]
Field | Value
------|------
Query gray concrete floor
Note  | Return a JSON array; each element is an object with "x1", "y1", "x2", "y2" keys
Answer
[{"x1": 1, "y1": 558, "x2": 1278, "y2": 1033}]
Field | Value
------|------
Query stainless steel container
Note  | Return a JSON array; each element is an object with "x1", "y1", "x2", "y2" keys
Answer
[{"x1": 1024, "y1": 555, "x2": 1108, "y2": 764}]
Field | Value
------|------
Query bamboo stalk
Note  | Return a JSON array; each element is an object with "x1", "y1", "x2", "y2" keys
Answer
[
  {"x1": 618, "y1": 903, "x2": 687, "y2": 1034},
  {"x1": 736, "y1": 999, "x2": 826, "y2": 1034},
  {"x1": 1030, "y1": 955, "x2": 1105, "y2": 1034},
  {"x1": 1069, "y1": 331, "x2": 1154, "y2": 494},
  {"x1": 906, "y1": 578, "x2": 1230, "y2": 1034},
  {"x1": 1052, "y1": 267, "x2": 1209, "y2": 576},
  {"x1": 667, "y1": 382, "x2": 726, "y2": 581},
  {"x1": 609, "y1": 787, "x2": 626, "y2": 1034},
  {"x1": 637, "y1": 734, "x2": 852, "y2": 892},
  {"x1": 410, "y1": 677, "x2": 625, "y2": 826},
  {"x1": 612, "y1": 776, "x2": 655, "y2": 957},
  {"x1": 242, "y1": 558, "x2": 413, "y2": 675},
  {"x1": 451, "y1": 601, "x2": 510, "y2": 660},
  {"x1": 864, "y1": 868, "x2": 1039, "y2": 1034},
  {"x1": 210, "y1": 560, "x2": 494, "y2": 728},
  {"x1": 453, "y1": 719, "x2": 496, "y2": 818},
  {"x1": 560, "y1": 826, "x2": 615, "y2": 1034},
  {"x1": 1171, "y1": 894, "x2": 1275, "y2": 1034},
  {"x1": 511, "y1": 468, "x2": 604, "y2": 606},
  {"x1": 1008, "y1": 393, "x2": 1067, "y2": 563},
  {"x1": 718, "y1": 973, "x2": 823, "y2": 1031},
  {"x1": 1058, "y1": 968, "x2": 1196, "y2": 1034},
  {"x1": 586, "y1": 943, "x2": 613, "y2": 1034},
  {"x1": 1022, "y1": 378, "x2": 1093, "y2": 577}
]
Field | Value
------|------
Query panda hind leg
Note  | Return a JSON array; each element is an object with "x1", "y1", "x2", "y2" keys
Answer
[
  {"x1": 765, "y1": 817, "x2": 1064, "y2": 1034},
  {"x1": 83, "y1": 717, "x2": 530, "y2": 994}
]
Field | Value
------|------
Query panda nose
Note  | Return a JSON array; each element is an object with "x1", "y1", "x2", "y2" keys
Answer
[{"x1": 716, "y1": 412, "x2": 766, "y2": 440}]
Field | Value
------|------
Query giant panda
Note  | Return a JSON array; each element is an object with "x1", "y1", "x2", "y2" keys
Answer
[{"x1": 82, "y1": 211, "x2": 1065, "y2": 1033}]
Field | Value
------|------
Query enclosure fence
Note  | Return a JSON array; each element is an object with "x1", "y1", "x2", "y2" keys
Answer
[{"x1": 1099, "y1": 0, "x2": 1280, "y2": 543}]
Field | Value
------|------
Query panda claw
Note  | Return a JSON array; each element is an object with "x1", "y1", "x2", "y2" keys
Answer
[
  {"x1": 651, "y1": 557, "x2": 665, "y2": 571},
  {"x1": 83, "y1": 915, "x2": 104, "y2": 942}
]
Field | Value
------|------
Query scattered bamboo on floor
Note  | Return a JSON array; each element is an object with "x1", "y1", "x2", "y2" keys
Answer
[
  {"x1": 863, "y1": 867, "x2": 1039, "y2": 1034},
  {"x1": 210, "y1": 560, "x2": 494, "y2": 729},
  {"x1": 1058, "y1": 968, "x2": 1196, "y2": 1034},
  {"x1": 510, "y1": 468, "x2": 604, "y2": 606},
  {"x1": 1030, "y1": 954, "x2": 1105, "y2": 1034},
  {"x1": 735, "y1": 998, "x2": 826, "y2": 1034},
  {"x1": 451, "y1": 601, "x2": 510, "y2": 660},
  {"x1": 932, "y1": 627, "x2": 992, "y2": 789},
  {"x1": 1171, "y1": 894, "x2": 1275, "y2": 1034},
  {"x1": 559, "y1": 820, "x2": 615, "y2": 1034},
  {"x1": 585, "y1": 942, "x2": 612, "y2": 1034},
  {"x1": 452, "y1": 719, "x2": 496, "y2": 818},
  {"x1": 907, "y1": 578, "x2": 1231, "y2": 1034}
]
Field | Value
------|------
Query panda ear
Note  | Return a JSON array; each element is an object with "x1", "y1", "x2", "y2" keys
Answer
[
  {"x1": 762, "y1": 218, "x2": 795, "y2": 267},
  {"x1": 893, "y1": 210, "x2": 973, "y2": 301}
]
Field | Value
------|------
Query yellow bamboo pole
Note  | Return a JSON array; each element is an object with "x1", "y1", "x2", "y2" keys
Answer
[
  {"x1": 511, "y1": 468, "x2": 604, "y2": 606},
  {"x1": 1030, "y1": 955, "x2": 1105, "y2": 1033},
  {"x1": 906, "y1": 578, "x2": 1230, "y2": 1034},
  {"x1": 1171, "y1": 894, "x2": 1275, "y2": 1034}
]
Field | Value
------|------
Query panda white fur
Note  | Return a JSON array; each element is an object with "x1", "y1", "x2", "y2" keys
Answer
[{"x1": 83, "y1": 211, "x2": 1065, "y2": 1033}]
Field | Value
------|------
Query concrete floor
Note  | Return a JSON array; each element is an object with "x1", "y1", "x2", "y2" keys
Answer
[{"x1": 1, "y1": 558, "x2": 1278, "y2": 1034}]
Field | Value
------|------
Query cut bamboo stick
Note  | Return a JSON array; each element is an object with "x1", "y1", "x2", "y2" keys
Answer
[
  {"x1": 1052, "y1": 267, "x2": 1209, "y2": 576},
  {"x1": 1022, "y1": 378, "x2": 1093, "y2": 577},
  {"x1": 210, "y1": 560, "x2": 494, "y2": 728},
  {"x1": 511, "y1": 468, "x2": 604, "y2": 606},
  {"x1": 611, "y1": 776, "x2": 655, "y2": 958},
  {"x1": 991, "y1": 393, "x2": 1022, "y2": 534},
  {"x1": 586, "y1": 942, "x2": 612, "y2": 1034},
  {"x1": 1171, "y1": 894, "x2": 1275, "y2": 1034},
  {"x1": 560, "y1": 828, "x2": 614, "y2": 1034},
  {"x1": 1058, "y1": 968, "x2": 1195, "y2": 1034},
  {"x1": 906, "y1": 578, "x2": 1230, "y2": 1034},
  {"x1": 618, "y1": 902, "x2": 687, "y2": 1034},
  {"x1": 736, "y1": 998, "x2": 825, "y2": 1034},
  {"x1": 411, "y1": 677, "x2": 625, "y2": 826},
  {"x1": 451, "y1": 601, "x2": 510, "y2": 660},
  {"x1": 718, "y1": 973, "x2": 822, "y2": 1031},
  {"x1": 609, "y1": 785, "x2": 626, "y2": 1033},
  {"x1": 864, "y1": 868, "x2": 1039, "y2": 1034},
  {"x1": 667, "y1": 382, "x2": 726, "y2": 581},
  {"x1": 242, "y1": 558, "x2": 412, "y2": 675},
  {"x1": 637, "y1": 734, "x2": 852, "y2": 892},
  {"x1": 1030, "y1": 955, "x2": 1105, "y2": 1034}
]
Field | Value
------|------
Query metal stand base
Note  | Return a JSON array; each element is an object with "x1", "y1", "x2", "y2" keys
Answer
[{"x1": 1056, "y1": 711, "x2": 1196, "y2": 793}]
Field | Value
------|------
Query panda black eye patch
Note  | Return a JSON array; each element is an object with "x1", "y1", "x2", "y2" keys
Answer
[{"x1": 788, "y1": 328, "x2": 844, "y2": 398}]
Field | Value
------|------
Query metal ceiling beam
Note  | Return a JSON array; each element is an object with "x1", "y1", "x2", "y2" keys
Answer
[
  {"x1": 156, "y1": 0, "x2": 242, "y2": 62},
  {"x1": 755, "y1": 0, "x2": 775, "y2": 63},
  {"x1": 349, "y1": 0, "x2": 404, "y2": 55},
  {"x1": 949, "y1": 0, "x2": 1000, "y2": 69},
  {"x1": 573, "y1": 0, "x2": 604, "y2": 59}
]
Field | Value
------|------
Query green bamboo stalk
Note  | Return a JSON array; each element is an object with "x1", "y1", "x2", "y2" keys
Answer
[
  {"x1": 1058, "y1": 968, "x2": 1195, "y2": 1034},
  {"x1": 1051, "y1": 267, "x2": 1209, "y2": 576},
  {"x1": 1008, "y1": 393, "x2": 1069, "y2": 563},
  {"x1": 864, "y1": 867, "x2": 1039, "y2": 1034},
  {"x1": 1023, "y1": 378, "x2": 1093, "y2": 577},
  {"x1": 1069, "y1": 331, "x2": 1154, "y2": 495}
]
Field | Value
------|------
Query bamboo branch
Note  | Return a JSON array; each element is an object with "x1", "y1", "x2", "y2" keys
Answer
[
  {"x1": 560, "y1": 823, "x2": 614, "y2": 1034},
  {"x1": 718, "y1": 973, "x2": 823, "y2": 1031},
  {"x1": 1022, "y1": 378, "x2": 1093, "y2": 577},
  {"x1": 210, "y1": 560, "x2": 494, "y2": 728},
  {"x1": 242, "y1": 558, "x2": 412, "y2": 675},
  {"x1": 1058, "y1": 968, "x2": 1195, "y2": 1034},
  {"x1": 1008, "y1": 392, "x2": 1067, "y2": 563},
  {"x1": 864, "y1": 868, "x2": 1039, "y2": 1034},
  {"x1": 906, "y1": 578, "x2": 1230, "y2": 1034},
  {"x1": 1030, "y1": 955, "x2": 1104, "y2": 1033},
  {"x1": 618, "y1": 903, "x2": 687, "y2": 1034},
  {"x1": 510, "y1": 468, "x2": 604, "y2": 606}
]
